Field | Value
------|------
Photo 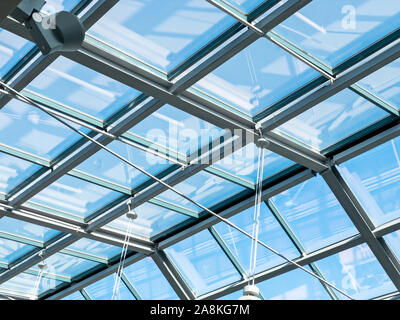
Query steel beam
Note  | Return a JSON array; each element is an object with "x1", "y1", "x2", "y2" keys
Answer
[{"x1": 0, "y1": 0, "x2": 21, "y2": 25}]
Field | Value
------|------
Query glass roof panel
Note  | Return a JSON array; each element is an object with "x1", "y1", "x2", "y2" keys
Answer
[
  {"x1": 217, "y1": 290, "x2": 242, "y2": 300},
  {"x1": 338, "y1": 136, "x2": 400, "y2": 227},
  {"x1": 273, "y1": 0, "x2": 400, "y2": 67},
  {"x1": 75, "y1": 140, "x2": 173, "y2": 189},
  {"x1": 357, "y1": 58, "x2": 399, "y2": 110},
  {"x1": 85, "y1": 273, "x2": 135, "y2": 300},
  {"x1": 315, "y1": 243, "x2": 396, "y2": 300},
  {"x1": 0, "y1": 152, "x2": 42, "y2": 195},
  {"x1": 87, "y1": 0, "x2": 236, "y2": 72},
  {"x1": 27, "y1": 56, "x2": 141, "y2": 121},
  {"x1": 0, "y1": 217, "x2": 59, "y2": 243},
  {"x1": 124, "y1": 256, "x2": 179, "y2": 300},
  {"x1": 66, "y1": 238, "x2": 122, "y2": 260},
  {"x1": 258, "y1": 266, "x2": 331, "y2": 300},
  {"x1": 213, "y1": 204, "x2": 299, "y2": 274},
  {"x1": 0, "y1": 238, "x2": 36, "y2": 265},
  {"x1": 27, "y1": 175, "x2": 123, "y2": 220},
  {"x1": 42, "y1": 0, "x2": 81, "y2": 12},
  {"x1": 104, "y1": 201, "x2": 189, "y2": 239},
  {"x1": 275, "y1": 89, "x2": 388, "y2": 151},
  {"x1": 129, "y1": 104, "x2": 225, "y2": 156},
  {"x1": 193, "y1": 37, "x2": 319, "y2": 116},
  {"x1": 271, "y1": 175, "x2": 358, "y2": 253},
  {"x1": 212, "y1": 142, "x2": 294, "y2": 182},
  {"x1": 223, "y1": 0, "x2": 266, "y2": 13},
  {"x1": 165, "y1": 229, "x2": 241, "y2": 296},
  {"x1": 61, "y1": 291, "x2": 85, "y2": 300},
  {"x1": 157, "y1": 171, "x2": 246, "y2": 212},
  {"x1": 0, "y1": 99, "x2": 90, "y2": 161},
  {"x1": 0, "y1": 28, "x2": 35, "y2": 78},
  {"x1": 383, "y1": 231, "x2": 400, "y2": 263}
]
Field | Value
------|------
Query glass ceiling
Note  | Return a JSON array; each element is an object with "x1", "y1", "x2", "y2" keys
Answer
[{"x1": 0, "y1": 0, "x2": 399, "y2": 301}]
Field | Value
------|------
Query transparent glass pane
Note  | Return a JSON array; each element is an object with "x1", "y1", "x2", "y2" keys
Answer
[
  {"x1": 271, "y1": 175, "x2": 358, "y2": 253},
  {"x1": 223, "y1": 0, "x2": 265, "y2": 13},
  {"x1": 27, "y1": 56, "x2": 141, "y2": 120},
  {"x1": 0, "y1": 217, "x2": 59, "y2": 243},
  {"x1": 43, "y1": 0, "x2": 81, "y2": 12},
  {"x1": 273, "y1": 0, "x2": 400, "y2": 67},
  {"x1": 357, "y1": 58, "x2": 399, "y2": 110},
  {"x1": 157, "y1": 171, "x2": 246, "y2": 212},
  {"x1": 338, "y1": 137, "x2": 400, "y2": 227},
  {"x1": 212, "y1": 142, "x2": 294, "y2": 182},
  {"x1": 104, "y1": 201, "x2": 188, "y2": 238},
  {"x1": 129, "y1": 104, "x2": 226, "y2": 156},
  {"x1": 275, "y1": 89, "x2": 388, "y2": 151},
  {"x1": 76, "y1": 140, "x2": 173, "y2": 189},
  {"x1": 85, "y1": 273, "x2": 135, "y2": 300},
  {"x1": 0, "y1": 28, "x2": 34, "y2": 78},
  {"x1": 213, "y1": 204, "x2": 299, "y2": 274},
  {"x1": 0, "y1": 152, "x2": 42, "y2": 195},
  {"x1": 66, "y1": 238, "x2": 121, "y2": 260},
  {"x1": 217, "y1": 290, "x2": 242, "y2": 300},
  {"x1": 165, "y1": 229, "x2": 241, "y2": 296},
  {"x1": 316, "y1": 243, "x2": 396, "y2": 300},
  {"x1": 27, "y1": 175, "x2": 123, "y2": 220},
  {"x1": 383, "y1": 231, "x2": 400, "y2": 264},
  {"x1": 258, "y1": 266, "x2": 331, "y2": 300},
  {"x1": 124, "y1": 256, "x2": 179, "y2": 300},
  {"x1": 193, "y1": 37, "x2": 319, "y2": 115},
  {"x1": 0, "y1": 238, "x2": 36, "y2": 264},
  {"x1": 87, "y1": 0, "x2": 235, "y2": 72},
  {"x1": 0, "y1": 99, "x2": 90, "y2": 160},
  {"x1": 61, "y1": 291, "x2": 85, "y2": 300}
]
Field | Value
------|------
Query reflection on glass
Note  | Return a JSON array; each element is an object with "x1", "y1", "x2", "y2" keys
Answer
[
  {"x1": 165, "y1": 229, "x2": 241, "y2": 296},
  {"x1": 0, "y1": 152, "x2": 41, "y2": 195},
  {"x1": 258, "y1": 266, "x2": 331, "y2": 300},
  {"x1": 61, "y1": 291, "x2": 85, "y2": 300},
  {"x1": 85, "y1": 273, "x2": 135, "y2": 300},
  {"x1": 0, "y1": 99, "x2": 89, "y2": 160},
  {"x1": 104, "y1": 201, "x2": 188, "y2": 238},
  {"x1": 0, "y1": 238, "x2": 35, "y2": 264},
  {"x1": 0, "y1": 217, "x2": 59, "y2": 243},
  {"x1": 274, "y1": 0, "x2": 400, "y2": 67},
  {"x1": 27, "y1": 175, "x2": 123, "y2": 220},
  {"x1": 129, "y1": 104, "x2": 225, "y2": 155},
  {"x1": 316, "y1": 244, "x2": 396, "y2": 299},
  {"x1": 223, "y1": 0, "x2": 265, "y2": 13},
  {"x1": 42, "y1": 0, "x2": 81, "y2": 12},
  {"x1": 124, "y1": 256, "x2": 178, "y2": 300},
  {"x1": 338, "y1": 137, "x2": 400, "y2": 227},
  {"x1": 217, "y1": 290, "x2": 242, "y2": 300},
  {"x1": 213, "y1": 204, "x2": 299, "y2": 274},
  {"x1": 87, "y1": 0, "x2": 235, "y2": 72},
  {"x1": 66, "y1": 238, "x2": 121, "y2": 260},
  {"x1": 76, "y1": 140, "x2": 173, "y2": 189},
  {"x1": 193, "y1": 38, "x2": 318, "y2": 115},
  {"x1": 157, "y1": 171, "x2": 246, "y2": 212},
  {"x1": 384, "y1": 231, "x2": 400, "y2": 263},
  {"x1": 212, "y1": 142, "x2": 294, "y2": 182},
  {"x1": 27, "y1": 57, "x2": 140, "y2": 120},
  {"x1": 275, "y1": 89, "x2": 388, "y2": 150},
  {"x1": 271, "y1": 175, "x2": 358, "y2": 252},
  {"x1": 357, "y1": 59, "x2": 399, "y2": 110}
]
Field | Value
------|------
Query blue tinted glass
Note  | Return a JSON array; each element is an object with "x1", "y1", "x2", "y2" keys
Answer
[
  {"x1": 193, "y1": 37, "x2": 319, "y2": 115},
  {"x1": 76, "y1": 140, "x2": 173, "y2": 189},
  {"x1": 0, "y1": 152, "x2": 42, "y2": 195},
  {"x1": 104, "y1": 201, "x2": 188, "y2": 238},
  {"x1": 357, "y1": 58, "x2": 399, "y2": 110},
  {"x1": 87, "y1": 0, "x2": 235, "y2": 72},
  {"x1": 383, "y1": 231, "x2": 400, "y2": 263},
  {"x1": 66, "y1": 238, "x2": 121, "y2": 260},
  {"x1": 271, "y1": 175, "x2": 358, "y2": 252},
  {"x1": 0, "y1": 238, "x2": 35, "y2": 264},
  {"x1": 338, "y1": 137, "x2": 400, "y2": 226},
  {"x1": 275, "y1": 89, "x2": 388, "y2": 150},
  {"x1": 223, "y1": 0, "x2": 265, "y2": 13},
  {"x1": 124, "y1": 257, "x2": 179, "y2": 300},
  {"x1": 27, "y1": 175, "x2": 123, "y2": 220},
  {"x1": 0, "y1": 29, "x2": 35, "y2": 78},
  {"x1": 258, "y1": 267, "x2": 331, "y2": 300},
  {"x1": 273, "y1": 0, "x2": 400, "y2": 67},
  {"x1": 129, "y1": 104, "x2": 225, "y2": 155},
  {"x1": 166, "y1": 229, "x2": 241, "y2": 296},
  {"x1": 27, "y1": 56, "x2": 140, "y2": 120},
  {"x1": 316, "y1": 244, "x2": 396, "y2": 300},
  {"x1": 157, "y1": 171, "x2": 246, "y2": 212},
  {"x1": 212, "y1": 142, "x2": 294, "y2": 182},
  {"x1": 0, "y1": 217, "x2": 59, "y2": 243},
  {"x1": 214, "y1": 204, "x2": 299, "y2": 274},
  {"x1": 217, "y1": 290, "x2": 242, "y2": 300},
  {"x1": 85, "y1": 273, "x2": 135, "y2": 300},
  {"x1": 42, "y1": 0, "x2": 81, "y2": 12},
  {"x1": 61, "y1": 291, "x2": 85, "y2": 300},
  {"x1": 0, "y1": 99, "x2": 90, "y2": 160}
]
